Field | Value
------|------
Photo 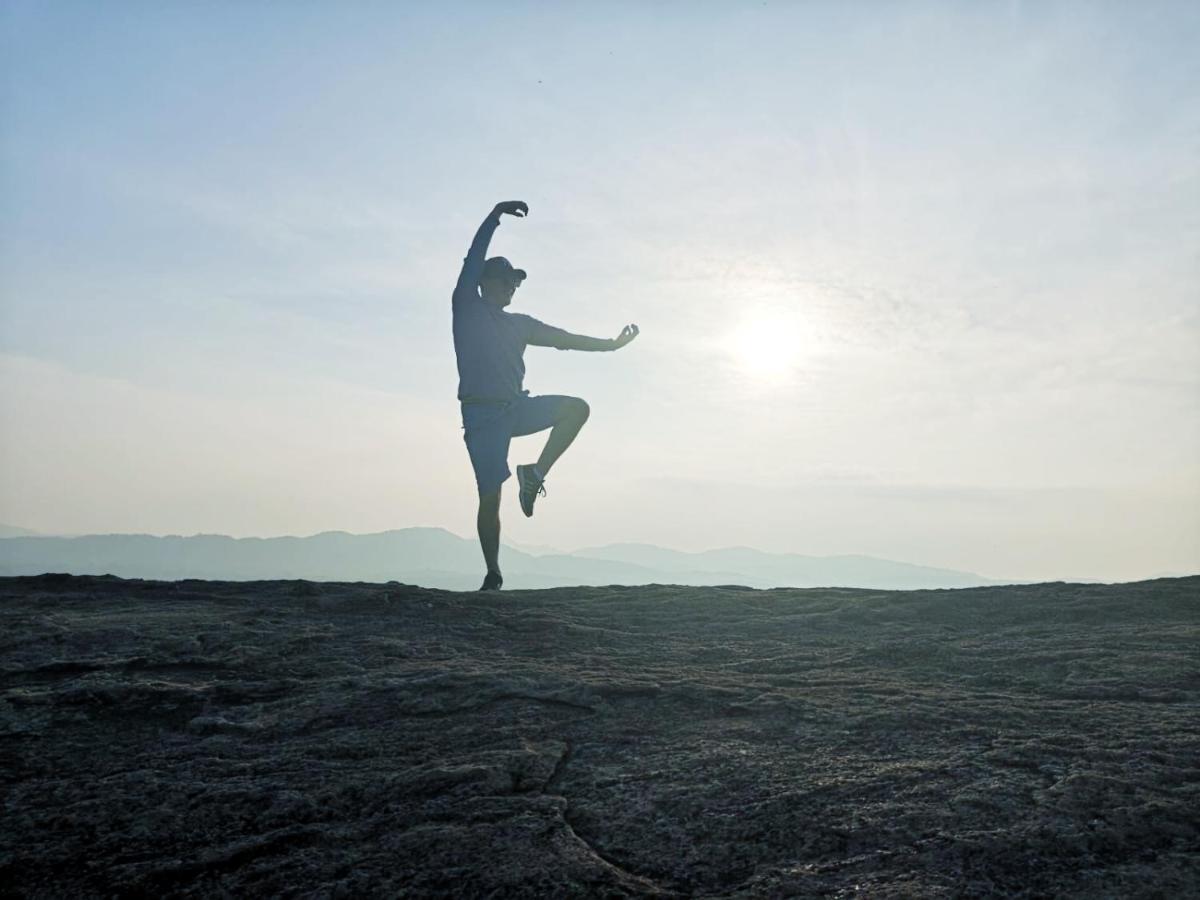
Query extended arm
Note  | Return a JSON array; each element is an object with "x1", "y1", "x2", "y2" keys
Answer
[
  {"x1": 526, "y1": 322, "x2": 640, "y2": 352},
  {"x1": 452, "y1": 201, "x2": 528, "y2": 304}
]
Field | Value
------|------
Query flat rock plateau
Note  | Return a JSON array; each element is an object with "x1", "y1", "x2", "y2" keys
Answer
[{"x1": 1, "y1": 574, "x2": 1197, "y2": 898}]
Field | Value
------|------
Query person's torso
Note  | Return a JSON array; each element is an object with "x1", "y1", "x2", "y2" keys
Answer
[{"x1": 452, "y1": 299, "x2": 530, "y2": 402}]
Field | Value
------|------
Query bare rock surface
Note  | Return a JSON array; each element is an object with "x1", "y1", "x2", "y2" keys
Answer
[{"x1": 1, "y1": 573, "x2": 1197, "y2": 897}]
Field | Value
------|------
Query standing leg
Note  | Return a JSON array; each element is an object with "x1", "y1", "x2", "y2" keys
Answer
[
  {"x1": 462, "y1": 402, "x2": 513, "y2": 589},
  {"x1": 477, "y1": 488, "x2": 502, "y2": 587},
  {"x1": 534, "y1": 397, "x2": 590, "y2": 477}
]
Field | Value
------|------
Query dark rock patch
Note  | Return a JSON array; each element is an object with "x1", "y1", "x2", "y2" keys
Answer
[{"x1": 2, "y1": 575, "x2": 1197, "y2": 896}]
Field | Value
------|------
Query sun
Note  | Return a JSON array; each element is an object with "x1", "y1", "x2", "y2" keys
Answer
[{"x1": 729, "y1": 312, "x2": 807, "y2": 381}]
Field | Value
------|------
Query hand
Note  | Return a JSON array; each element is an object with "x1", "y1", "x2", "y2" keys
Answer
[
  {"x1": 613, "y1": 323, "x2": 640, "y2": 349},
  {"x1": 493, "y1": 201, "x2": 529, "y2": 218}
]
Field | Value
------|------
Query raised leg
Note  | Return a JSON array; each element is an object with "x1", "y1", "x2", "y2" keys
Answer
[{"x1": 535, "y1": 397, "x2": 590, "y2": 477}]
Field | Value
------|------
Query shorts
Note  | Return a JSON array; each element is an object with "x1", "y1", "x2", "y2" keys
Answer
[{"x1": 460, "y1": 393, "x2": 576, "y2": 496}]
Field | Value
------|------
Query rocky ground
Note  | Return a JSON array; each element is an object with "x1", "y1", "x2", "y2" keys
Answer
[{"x1": 1, "y1": 573, "x2": 1197, "y2": 898}]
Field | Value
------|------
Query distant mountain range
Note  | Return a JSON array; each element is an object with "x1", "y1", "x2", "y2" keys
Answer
[
  {"x1": 0, "y1": 524, "x2": 43, "y2": 538},
  {"x1": 0, "y1": 527, "x2": 1002, "y2": 590}
]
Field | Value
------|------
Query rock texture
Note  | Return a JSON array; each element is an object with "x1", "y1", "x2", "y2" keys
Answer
[{"x1": 2, "y1": 573, "x2": 1197, "y2": 897}]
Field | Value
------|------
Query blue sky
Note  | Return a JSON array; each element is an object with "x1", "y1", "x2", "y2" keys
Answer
[{"x1": 2, "y1": 1, "x2": 1197, "y2": 581}]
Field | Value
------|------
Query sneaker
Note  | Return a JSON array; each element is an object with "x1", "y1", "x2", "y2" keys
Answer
[
  {"x1": 516, "y1": 464, "x2": 546, "y2": 518},
  {"x1": 480, "y1": 570, "x2": 503, "y2": 591}
]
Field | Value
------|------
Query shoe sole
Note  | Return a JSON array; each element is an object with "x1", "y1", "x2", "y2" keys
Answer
[{"x1": 517, "y1": 466, "x2": 536, "y2": 518}]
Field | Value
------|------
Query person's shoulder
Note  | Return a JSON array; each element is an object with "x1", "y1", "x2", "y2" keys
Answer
[
  {"x1": 501, "y1": 310, "x2": 537, "y2": 330},
  {"x1": 454, "y1": 291, "x2": 493, "y2": 317},
  {"x1": 506, "y1": 311, "x2": 546, "y2": 326},
  {"x1": 452, "y1": 285, "x2": 479, "y2": 306}
]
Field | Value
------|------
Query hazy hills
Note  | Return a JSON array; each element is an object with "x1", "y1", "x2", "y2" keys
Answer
[
  {"x1": 0, "y1": 527, "x2": 1000, "y2": 590},
  {"x1": 0, "y1": 524, "x2": 42, "y2": 538}
]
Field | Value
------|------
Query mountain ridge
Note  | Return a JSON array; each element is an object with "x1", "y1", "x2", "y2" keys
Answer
[{"x1": 0, "y1": 527, "x2": 1007, "y2": 590}]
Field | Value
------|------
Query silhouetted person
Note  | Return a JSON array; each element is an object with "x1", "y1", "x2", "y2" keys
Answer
[{"x1": 453, "y1": 201, "x2": 639, "y2": 590}]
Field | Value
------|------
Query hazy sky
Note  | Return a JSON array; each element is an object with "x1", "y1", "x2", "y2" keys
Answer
[{"x1": 2, "y1": 2, "x2": 1197, "y2": 582}]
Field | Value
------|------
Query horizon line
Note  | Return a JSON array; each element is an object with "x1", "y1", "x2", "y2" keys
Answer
[{"x1": 3, "y1": 525, "x2": 1197, "y2": 584}]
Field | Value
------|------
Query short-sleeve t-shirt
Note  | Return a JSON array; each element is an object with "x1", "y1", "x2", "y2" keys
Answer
[{"x1": 452, "y1": 295, "x2": 572, "y2": 402}]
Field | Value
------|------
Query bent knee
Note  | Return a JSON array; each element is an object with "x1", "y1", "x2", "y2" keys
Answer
[{"x1": 568, "y1": 397, "x2": 590, "y2": 422}]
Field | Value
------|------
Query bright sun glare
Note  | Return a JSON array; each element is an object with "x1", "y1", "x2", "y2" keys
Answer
[{"x1": 729, "y1": 313, "x2": 809, "y2": 381}]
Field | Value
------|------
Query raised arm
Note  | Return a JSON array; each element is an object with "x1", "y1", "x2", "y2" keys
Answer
[{"x1": 452, "y1": 201, "x2": 528, "y2": 304}]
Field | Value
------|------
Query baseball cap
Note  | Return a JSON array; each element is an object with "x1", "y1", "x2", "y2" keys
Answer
[{"x1": 481, "y1": 256, "x2": 527, "y2": 284}]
